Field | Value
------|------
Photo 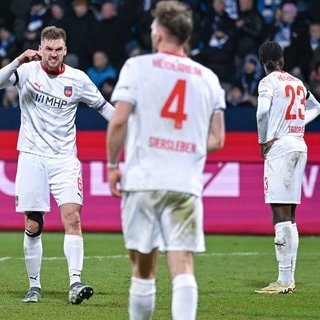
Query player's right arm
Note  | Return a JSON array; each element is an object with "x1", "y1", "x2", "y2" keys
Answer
[
  {"x1": 0, "y1": 49, "x2": 41, "y2": 89},
  {"x1": 107, "y1": 100, "x2": 133, "y2": 198}
]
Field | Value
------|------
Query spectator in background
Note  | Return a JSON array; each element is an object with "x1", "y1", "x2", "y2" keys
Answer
[
  {"x1": 308, "y1": 21, "x2": 320, "y2": 52},
  {"x1": 0, "y1": 0, "x2": 14, "y2": 25},
  {"x1": 268, "y1": 2, "x2": 309, "y2": 81},
  {"x1": 86, "y1": 50, "x2": 117, "y2": 88},
  {"x1": 100, "y1": 77, "x2": 115, "y2": 101},
  {"x1": 226, "y1": 85, "x2": 247, "y2": 107},
  {"x1": 117, "y1": 0, "x2": 157, "y2": 54},
  {"x1": 2, "y1": 86, "x2": 19, "y2": 109},
  {"x1": 0, "y1": 20, "x2": 21, "y2": 66},
  {"x1": 125, "y1": 39, "x2": 144, "y2": 58},
  {"x1": 237, "y1": 53, "x2": 264, "y2": 107},
  {"x1": 309, "y1": 61, "x2": 320, "y2": 101},
  {"x1": 306, "y1": 21, "x2": 320, "y2": 83},
  {"x1": 93, "y1": 0, "x2": 128, "y2": 72},
  {"x1": 257, "y1": 0, "x2": 282, "y2": 39},
  {"x1": 307, "y1": 0, "x2": 320, "y2": 24},
  {"x1": 180, "y1": 0, "x2": 207, "y2": 55},
  {"x1": 201, "y1": 0, "x2": 235, "y2": 45},
  {"x1": 64, "y1": 0, "x2": 96, "y2": 71},
  {"x1": 47, "y1": 0, "x2": 69, "y2": 30},
  {"x1": 22, "y1": 0, "x2": 52, "y2": 51},
  {"x1": 257, "y1": 0, "x2": 282, "y2": 26},
  {"x1": 224, "y1": 0, "x2": 238, "y2": 20},
  {"x1": 10, "y1": 0, "x2": 34, "y2": 45},
  {"x1": 234, "y1": 0, "x2": 264, "y2": 79},
  {"x1": 193, "y1": 21, "x2": 236, "y2": 92},
  {"x1": 64, "y1": 53, "x2": 79, "y2": 68},
  {"x1": 88, "y1": 0, "x2": 103, "y2": 20}
]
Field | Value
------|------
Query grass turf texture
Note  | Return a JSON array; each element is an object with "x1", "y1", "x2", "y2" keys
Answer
[{"x1": 0, "y1": 232, "x2": 319, "y2": 320}]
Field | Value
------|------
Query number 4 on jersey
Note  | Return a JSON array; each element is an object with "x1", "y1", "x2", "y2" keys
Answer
[{"x1": 160, "y1": 79, "x2": 187, "y2": 129}]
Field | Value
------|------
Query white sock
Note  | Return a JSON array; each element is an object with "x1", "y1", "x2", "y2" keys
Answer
[
  {"x1": 291, "y1": 223, "x2": 299, "y2": 283},
  {"x1": 24, "y1": 233, "x2": 42, "y2": 289},
  {"x1": 129, "y1": 277, "x2": 156, "y2": 320},
  {"x1": 274, "y1": 221, "x2": 292, "y2": 286},
  {"x1": 63, "y1": 234, "x2": 83, "y2": 286},
  {"x1": 172, "y1": 274, "x2": 198, "y2": 320}
]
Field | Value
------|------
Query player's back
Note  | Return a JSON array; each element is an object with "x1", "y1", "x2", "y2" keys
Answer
[
  {"x1": 112, "y1": 52, "x2": 225, "y2": 196},
  {"x1": 258, "y1": 70, "x2": 307, "y2": 157}
]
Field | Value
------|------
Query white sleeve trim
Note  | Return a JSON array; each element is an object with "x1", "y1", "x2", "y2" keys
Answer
[
  {"x1": 257, "y1": 95, "x2": 272, "y2": 143},
  {"x1": 0, "y1": 58, "x2": 20, "y2": 89},
  {"x1": 305, "y1": 91, "x2": 320, "y2": 124},
  {"x1": 98, "y1": 102, "x2": 115, "y2": 121}
]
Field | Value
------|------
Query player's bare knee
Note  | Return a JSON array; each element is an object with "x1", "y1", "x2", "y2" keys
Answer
[
  {"x1": 63, "y1": 212, "x2": 81, "y2": 234},
  {"x1": 25, "y1": 212, "x2": 43, "y2": 237}
]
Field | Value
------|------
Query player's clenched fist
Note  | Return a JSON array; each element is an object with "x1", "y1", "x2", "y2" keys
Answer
[{"x1": 17, "y1": 49, "x2": 42, "y2": 64}]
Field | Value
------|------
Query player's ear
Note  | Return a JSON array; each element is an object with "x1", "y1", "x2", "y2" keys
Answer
[
  {"x1": 279, "y1": 57, "x2": 284, "y2": 68},
  {"x1": 158, "y1": 26, "x2": 166, "y2": 41},
  {"x1": 38, "y1": 45, "x2": 43, "y2": 56}
]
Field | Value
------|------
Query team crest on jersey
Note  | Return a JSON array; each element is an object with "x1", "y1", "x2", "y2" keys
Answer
[{"x1": 64, "y1": 86, "x2": 72, "y2": 97}]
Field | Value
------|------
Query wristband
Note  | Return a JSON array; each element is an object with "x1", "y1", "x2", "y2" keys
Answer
[{"x1": 107, "y1": 162, "x2": 118, "y2": 169}]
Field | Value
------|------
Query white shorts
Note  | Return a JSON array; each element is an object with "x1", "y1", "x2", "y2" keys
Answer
[
  {"x1": 121, "y1": 191, "x2": 205, "y2": 254},
  {"x1": 264, "y1": 151, "x2": 307, "y2": 204},
  {"x1": 15, "y1": 152, "x2": 83, "y2": 212}
]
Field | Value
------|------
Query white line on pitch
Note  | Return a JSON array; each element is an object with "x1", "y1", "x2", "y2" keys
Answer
[{"x1": 1, "y1": 251, "x2": 319, "y2": 262}]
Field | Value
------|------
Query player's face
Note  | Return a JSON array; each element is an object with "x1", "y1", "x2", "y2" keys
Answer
[{"x1": 39, "y1": 38, "x2": 67, "y2": 71}]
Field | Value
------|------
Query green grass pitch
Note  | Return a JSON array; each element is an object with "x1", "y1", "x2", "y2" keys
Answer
[{"x1": 0, "y1": 232, "x2": 319, "y2": 320}]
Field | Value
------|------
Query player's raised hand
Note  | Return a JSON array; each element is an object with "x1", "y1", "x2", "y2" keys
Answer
[{"x1": 17, "y1": 49, "x2": 42, "y2": 64}]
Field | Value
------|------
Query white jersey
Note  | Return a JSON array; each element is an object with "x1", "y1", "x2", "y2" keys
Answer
[
  {"x1": 257, "y1": 70, "x2": 308, "y2": 158},
  {"x1": 10, "y1": 60, "x2": 108, "y2": 158},
  {"x1": 111, "y1": 52, "x2": 226, "y2": 197}
]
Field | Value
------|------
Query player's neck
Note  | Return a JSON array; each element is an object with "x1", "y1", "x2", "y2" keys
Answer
[{"x1": 158, "y1": 43, "x2": 186, "y2": 57}]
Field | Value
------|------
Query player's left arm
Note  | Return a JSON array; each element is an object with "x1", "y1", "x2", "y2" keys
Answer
[
  {"x1": 305, "y1": 90, "x2": 320, "y2": 124},
  {"x1": 207, "y1": 110, "x2": 225, "y2": 153},
  {"x1": 97, "y1": 101, "x2": 115, "y2": 121},
  {"x1": 80, "y1": 72, "x2": 115, "y2": 120},
  {"x1": 107, "y1": 100, "x2": 133, "y2": 197}
]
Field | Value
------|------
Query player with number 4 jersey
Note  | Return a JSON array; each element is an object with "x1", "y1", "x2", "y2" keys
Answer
[
  {"x1": 107, "y1": 1, "x2": 226, "y2": 319},
  {"x1": 111, "y1": 51, "x2": 225, "y2": 197}
]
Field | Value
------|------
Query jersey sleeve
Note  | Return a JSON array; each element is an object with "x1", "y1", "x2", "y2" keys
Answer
[
  {"x1": 257, "y1": 77, "x2": 273, "y2": 143},
  {"x1": 214, "y1": 85, "x2": 226, "y2": 113},
  {"x1": 0, "y1": 58, "x2": 20, "y2": 89},
  {"x1": 204, "y1": 68, "x2": 226, "y2": 114},
  {"x1": 79, "y1": 71, "x2": 107, "y2": 109},
  {"x1": 111, "y1": 57, "x2": 138, "y2": 106},
  {"x1": 305, "y1": 90, "x2": 320, "y2": 124}
]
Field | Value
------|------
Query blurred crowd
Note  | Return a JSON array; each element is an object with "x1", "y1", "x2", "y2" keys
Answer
[{"x1": 0, "y1": 0, "x2": 320, "y2": 109}]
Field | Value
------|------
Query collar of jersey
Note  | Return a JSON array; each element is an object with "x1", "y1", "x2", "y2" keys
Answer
[
  {"x1": 40, "y1": 61, "x2": 65, "y2": 75},
  {"x1": 160, "y1": 51, "x2": 187, "y2": 57}
]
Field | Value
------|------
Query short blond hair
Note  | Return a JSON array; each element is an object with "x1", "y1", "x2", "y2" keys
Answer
[
  {"x1": 41, "y1": 26, "x2": 66, "y2": 44},
  {"x1": 152, "y1": 1, "x2": 193, "y2": 45}
]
